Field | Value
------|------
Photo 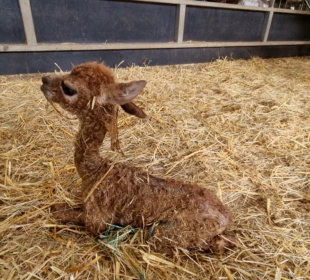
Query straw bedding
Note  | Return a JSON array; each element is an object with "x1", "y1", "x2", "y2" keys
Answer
[{"x1": 1, "y1": 57, "x2": 310, "y2": 279}]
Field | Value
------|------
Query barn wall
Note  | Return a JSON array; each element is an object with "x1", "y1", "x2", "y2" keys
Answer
[
  {"x1": 268, "y1": 13, "x2": 310, "y2": 41},
  {"x1": 30, "y1": 0, "x2": 177, "y2": 43},
  {"x1": 0, "y1": 0, "x2": 309, "y2": 74},
  {"x1": 0, "y1": 0, "x2": 25, "y2": 43},
  {"x1": 184, "y1": 7, "x2": 266, "y2": 42}
]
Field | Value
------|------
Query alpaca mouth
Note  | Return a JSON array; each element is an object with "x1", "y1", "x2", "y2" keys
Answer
[{"x1": 40, "y1": 85, "x2": 55, "y2": 100}]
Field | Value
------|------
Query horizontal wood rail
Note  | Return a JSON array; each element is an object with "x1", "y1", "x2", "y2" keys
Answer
[
  {"x1": 1, "y1": 41, "x2": 310, "y2": 52},
  {"x1": 125, "y1": 0, "x2": 310, "y2": 14}
]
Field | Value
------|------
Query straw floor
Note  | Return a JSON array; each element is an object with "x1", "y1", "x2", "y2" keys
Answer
[{"x1": 1, "y1": 57, "x2": 310, "y2": 279}]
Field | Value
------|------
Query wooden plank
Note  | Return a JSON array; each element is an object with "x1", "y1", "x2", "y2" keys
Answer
[
  {"x1": 175, "y1": 4, "x2": 186, "y2": 43},
  {"x1": 262, "y1": 11, "x2": 274, "y2": 42},
  {"x1": 1, "y1": 40, "x2": 310, "y2": 52},
  {"x1": 262, "y1": 0, "x2": 275, "y2": 42},
  {"x1": 124, "y1": 0, "x2": 269, "y2": 12},
  {"x1": 18, "y1": 0, "x2": 37, "y2": 45},
  {"x1": 116, "y1": 0, "x2": 310, "y2": 15},
  {"x1": 272, "y1": 7, "x2": 310, "y2": 14}
]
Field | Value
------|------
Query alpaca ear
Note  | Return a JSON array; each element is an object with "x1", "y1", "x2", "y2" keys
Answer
[
  {"x1": 117, "y1": 80, "x2": 146, "y2": 105},
  {"x1": 99, "y1": 80, "x2": 146, "y2": 105},
  {"x1": 121, "y1": 102, "x2": 147, "y2": 118}
]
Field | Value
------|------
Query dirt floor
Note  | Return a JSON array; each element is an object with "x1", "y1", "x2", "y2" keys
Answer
[{"x1": 1, "y1": 56, "x2": 310, "y2": 279}]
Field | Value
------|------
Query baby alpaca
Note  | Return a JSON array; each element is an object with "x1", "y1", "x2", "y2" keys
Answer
[{"x1": 41, "y1": 62, "x2": 233, "y2": 254}]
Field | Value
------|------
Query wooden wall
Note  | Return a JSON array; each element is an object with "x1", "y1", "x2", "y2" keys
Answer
[{"x1": 0, "y1": 0, "x2": 309, "y2": 74}]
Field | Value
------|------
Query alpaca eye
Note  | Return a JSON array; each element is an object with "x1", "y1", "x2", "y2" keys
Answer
[{"x1": 61, "y1": 81, "x2": 77, "y2": 96}]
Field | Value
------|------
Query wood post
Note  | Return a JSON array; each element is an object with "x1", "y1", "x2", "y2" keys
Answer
[{"x1": 18, "y1": 0, "x2": 37, "y2": 45}]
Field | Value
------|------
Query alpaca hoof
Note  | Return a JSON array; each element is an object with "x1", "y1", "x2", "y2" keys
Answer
[
  {"x1": 51, "y1": 203, "x2": 70, "y2": 220},
  {"x1": 211, "y1": 234, "x2": 235, "y2": 255},
  {"x1": 51, "y1": 203, "x2": 84, "y2": 225}
]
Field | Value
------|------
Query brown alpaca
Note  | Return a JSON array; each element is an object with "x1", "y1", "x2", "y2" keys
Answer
[{"x1": 41, "y1": 62, "x2": 233, "y2": 254}]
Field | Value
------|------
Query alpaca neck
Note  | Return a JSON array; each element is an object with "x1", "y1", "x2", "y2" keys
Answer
[{"x1": 74, "y1": 113, "x2": 108, "y2": 181}]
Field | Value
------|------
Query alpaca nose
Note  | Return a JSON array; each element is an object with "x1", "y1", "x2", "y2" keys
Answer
[{"x1": 42, "y1": 76, "x2": 52, "y2": 86}]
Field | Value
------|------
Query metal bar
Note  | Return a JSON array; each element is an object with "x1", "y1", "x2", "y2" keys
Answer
[
  {"x1": 18, "y1": 0, "x2": 37, "y2": 45},
  {"x1": 175, "y1": 4, "x2": 186, "y2": 43},
  {"x1": 1, "y1": 41, "x2": 310, "y2": 52}
]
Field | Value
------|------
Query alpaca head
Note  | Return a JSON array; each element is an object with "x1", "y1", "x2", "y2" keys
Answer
[{"x1": 40, "y1": 62, "x2": 146, "y2": 117}]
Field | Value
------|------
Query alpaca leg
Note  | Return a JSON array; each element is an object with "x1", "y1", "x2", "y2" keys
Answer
[
  {"x1": 146, "y1": 222, "x2": 190, "y2": 255},
  {"x1": 52, "y1": 203, "x2": 85, "y2": 225}
]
